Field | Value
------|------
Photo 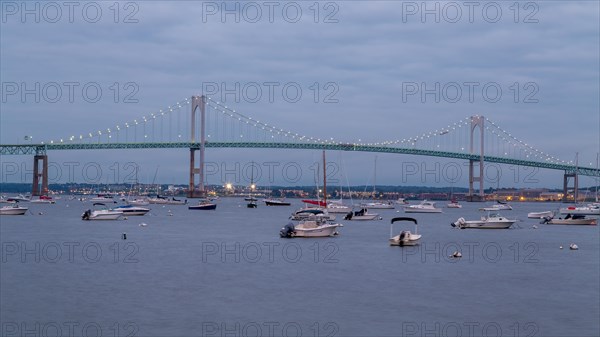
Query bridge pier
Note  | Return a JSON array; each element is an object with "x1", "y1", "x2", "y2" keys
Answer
[
  {"x1": 32, "y1": 154, "x2": 48, "y2": 196},
  {"x1": 467, "y1": 116, "x2": 485, "y2": 201},
  {"x1": 188, "y1": 95, "x2": 206, "y2": 198},
  {"x1": 562, "y1": 172, "x2": 578, "y2": 202}
]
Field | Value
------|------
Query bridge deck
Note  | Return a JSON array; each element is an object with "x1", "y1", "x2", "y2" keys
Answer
[{"x1": 1, "y1": 142, "x2": 598, "y2": 177}]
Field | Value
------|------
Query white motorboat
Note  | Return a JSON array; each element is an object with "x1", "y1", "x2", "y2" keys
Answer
[
  {"x1": 263, "y1": 198, "x2": 291, "y2": 206},
  {"x1": 343, "y1": 208, "x2": 379, "y2": 221},
  {"x1": 452, "y1": 212, "x2": 517, "y2": 229},
  {"x1": 0, "y1": 196, "x2": 10, "y2": 203},
  {"x1": 127, "y1": 198, "x2": 150, "y2": 206},
  {"x1": 0, "y1": 204, "x2": 28, "y2": 215},
  {"x1": 543, "y1": 214, "x2": 597, "y2": 226},
  {"x1": 559, "y1": 205, "x2": 600, "y2": 216},
  {"x1": 280, "y1": 218, "x2": 342, "y2": 238},
  {"x1": 81, "y1": 203, "x2": 123, "y2": 220},
  {"x1": 395, "y1": 198, "x2": 409, "y2": 205},
  {"x1": 113, "y1": 204, "x2": 150, "y2": 216},
  {"x1": 447, "y1": 200, "x2": 462, "y2": 208},
  {"x1": 527, "y1": 210, "x2": 554, "y2": 219},
  {"x1": 326, "y1": 201, "x2": 352, "y2": 214},
  {"x1": 7, "y1": 194, "x2": 30, "y2": 202},
  {"x1": 479, "y1": 201, "x2": 513, "y2": 211},
  {"x1": 290, "y1": 207, "x2": 335, "y2": 221},
  {"x1": 148, "y1": 195, "x2": 187, "y2": 205},
  {"x1": 389, "y1": 217, "x2": 421, "y2": 246},
  {"x1": 90, "y1": 195, "x2": 116, "y2": 203},
  {"x1": 404, "y1": 200, "x2": 442, "y2": 213},
  {"x1": 360, "y1": 201, "x2": 395, "y2": 209}
]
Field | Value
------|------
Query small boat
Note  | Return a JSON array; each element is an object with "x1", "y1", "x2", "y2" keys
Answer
[
  {"x1": 360, "y1": 201, "x2": 395, "y2": 209},
  {"x1": 148, "y1": 195, "x2": 187, "y2": 205},
  {"x1": 90, "y1": 195, "x2": 116, "y2": 203},
  {"x1": 247, "y1": 200, "x2": 258, "y2": 208},
  {"x1": 113, "y1": 204, "x2": 150, "y2": 216},
  {"x1": 479, "y1": 201, "x2": 513, "y2": 211},
  {"x1": 452, "y1": 212, "x2": 517, "y2": 229},
  {"x1": 264, "y1": 198, "x2": 291, "y2": 206},
  {"x1": 290, "y1": 207, "x2": 335, "y2": 221},
  {"x1": 326, "y1": 201, "x2": 352, "y2": 214},
  {"x1": 7, "y1": 194, "x2": 30, "y2": 202},
  {"x1": 188, "y1": 200, "x2": 217, "y2": 210},
  {"x1": 81, "y1": 203, "x2": 123, "y2": 220},
  {"x1": 446, "y1": 200, "x2": 462, "y2": 208},
  {"x1": 395, "y1": 198, "x2": 409, "y2": 205},
  {"x1": 244, "y1": 196, "x2": 258, "y2": 202},
  {"x1": 127, "y1": 198, "x2": 150, "y2": 206},
  {"x1": 389, "y1": 217, "x2": 421, "y2": 246},
  {"x1": 404, "y1": 200, "x2": 442, "y2": 213},
  {"x1": 280, "y1": 151, "x2": 342, "y2": 238},
  {"x1": 543, "y1": 214, "x2": 597, "y2": 225},
  {"x1": 527, "y1": 210, "x2": 554, "y2": 219},
  {"x1": 0, "y1": 204, "x2": 28, "y2": 215},
  {"x1": 343, "y1": 208, "x2": 379, "y2": 221},
  {"x1": 30, "y1": 197, "x2": 56, "y2": 204},
  {"x1": 280, "y1": 218, "x2": 342, "y2": 238},
  {"x1": 559, "y1": 205, "x2": 600, "y2": 216}
]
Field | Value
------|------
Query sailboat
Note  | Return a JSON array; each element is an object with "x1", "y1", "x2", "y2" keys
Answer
[
  {"x1": 280, "y1": 151, "x2": 342, "y2": 238},
  {"x1": 360, "y1": 156, "x2": 394, "y2": 209},
  {"x1": 247, "y1": 162, "x2": 258, "y2": 208}
]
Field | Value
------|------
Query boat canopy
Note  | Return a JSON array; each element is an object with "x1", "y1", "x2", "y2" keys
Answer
[{"x1": 391, "y1": 217, "x2": 418, "y2": 224}]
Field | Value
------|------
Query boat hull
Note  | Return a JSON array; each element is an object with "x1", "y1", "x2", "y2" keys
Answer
[
  {"x1": 346, "y1": 214, "x2": 378, "y2": 221},
  {"x1": 264, "y1": 200, "x2": 291, "y2": 206},
  {"x1": 547, "y1": 219, "x2": 597, "y2": 225},
  {"x1": 85, "y1": 211, "x2": 123, "y2": 220},
  {"x1": 188, "y1": 204, "x2": 217, "y2": 210},
  {"x1": 528, "y1": 211, "x2": 554, "y2": 219},
  {"x1": 404, "y1": 208, "x2": 442, "y2": 213},
  {"x1": 559, "y1": 207, "x2": 600, "y2": 215},
  {"x1": 292, "y1": 224, "x2": 341, "y2": 237},
  {"x1": 0, "y1": 207, "x2": 28, "y2": 215},
  {"x1": 361, "y1": 202, "x2": 395, "y2": 209},
  {"x1": 461, "y1": 221, "x2": 515, "y2": 229}
]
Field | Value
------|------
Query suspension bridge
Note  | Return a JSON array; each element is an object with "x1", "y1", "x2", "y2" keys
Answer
[{"x1": 1, "y1": 95, "x2": 598, "y2": 199}]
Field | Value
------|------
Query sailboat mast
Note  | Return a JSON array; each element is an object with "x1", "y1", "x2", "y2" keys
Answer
[
  {"x1": 323, "y1": 150, "x2": 327, "y2": 206},
  {"x1": 373, "y1": 156, "x2": 377, "y2": 198}
]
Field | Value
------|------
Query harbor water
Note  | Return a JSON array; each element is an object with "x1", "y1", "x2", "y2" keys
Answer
[{"x1": 1, "y1": 198, "x2": 598, "y2": 336}]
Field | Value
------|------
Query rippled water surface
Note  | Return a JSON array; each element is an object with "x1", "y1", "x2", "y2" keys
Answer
[{"x1": 1, "y1": 198, "x2": 598, "y2": 336}]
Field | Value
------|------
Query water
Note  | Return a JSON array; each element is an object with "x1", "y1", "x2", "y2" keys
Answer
[{"x1": 1, "y1": 198, "x2": 598, "y2": 337}]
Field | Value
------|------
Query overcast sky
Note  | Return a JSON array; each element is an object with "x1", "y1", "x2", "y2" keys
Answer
[{"x1": 1, "y1": 1, "x2": 599, "y2": 189}]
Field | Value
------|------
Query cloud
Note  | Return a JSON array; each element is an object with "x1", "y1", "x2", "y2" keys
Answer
[{"x1": 1, "y1": 1, "x2": 598, "y2": 186}]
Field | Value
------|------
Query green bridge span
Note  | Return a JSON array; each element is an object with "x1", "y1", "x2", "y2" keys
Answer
[{"x1": 1, "y1": 142, "x2": 598, "y2": 177}]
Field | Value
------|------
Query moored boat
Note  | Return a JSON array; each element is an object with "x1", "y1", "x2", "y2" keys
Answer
[
  {"x1": 113, "y1": 204, "x2": 150, "y2": 216},
  {"x1": 0, "y1": 204, "x2": 28, "y2": 215},
  {"x1": 405, "y1": 200, "x2": 442, "y2": 213},
  {"x1": 527, "y1": 210, "x2": 554, "y2": 219},
  {"x1": 389, "y1": 217, "x2": 421, "y2": 246},
  {"x1": 343, "y1": 208, "x2": 379, "y2": 221},
  {"x1": 452, "y1": 212, "x2": 517, "y2": 229},
  {"x1": 188, "y1": 200, "x2": 217, "y2": 210},
  {"x1": 81, "y1": 203, "x2": 123, "y2": 220},
  {"x1": 264, "y1": 198, "x2": 291, "y2": 206},
  {"x1": 543, "y1": 214, "x2": 597, "y2": 225},
  {"x1": 559, "y1": 205, "x2": 600, "y2": 216}
]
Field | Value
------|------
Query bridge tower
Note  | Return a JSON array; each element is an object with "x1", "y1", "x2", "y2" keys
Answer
[
  {"x1": 32, "y1": 153, "x2": 48, "y2": 196},
  {"x1": 467, "y1": 115, "x2": 485, "y2": 201},
  {"x1": 188, "y1": 95, "x2": 206, "y2": 198},
  {"x1": 562, "y1": 172, "x2": 578, "y2": 202}
]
